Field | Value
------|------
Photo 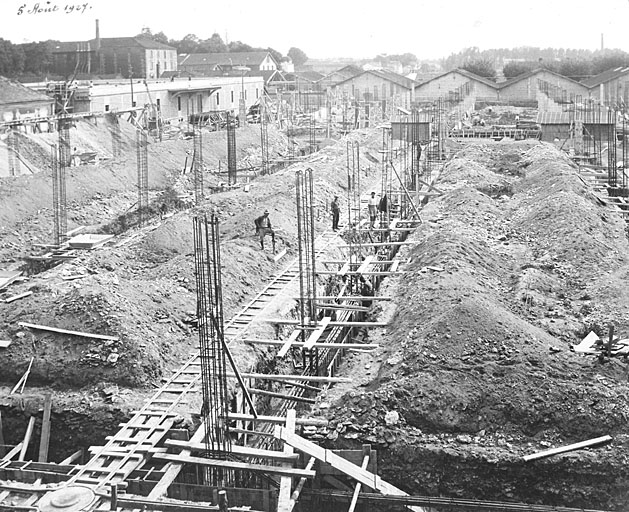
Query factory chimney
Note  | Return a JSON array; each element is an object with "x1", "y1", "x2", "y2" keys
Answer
[{"x1": 95, "y1": 19, "x2": 101, "y2": 51}]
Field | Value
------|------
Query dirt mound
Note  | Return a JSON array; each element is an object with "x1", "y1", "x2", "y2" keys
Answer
[{"x1": 322, "y1": 140, "x2": 629, "y2": 509}]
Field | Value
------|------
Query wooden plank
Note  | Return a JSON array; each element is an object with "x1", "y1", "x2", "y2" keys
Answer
[
  {"x1": 303, "y1": 317, "x2": 332, "y2": 349},
  {"x1": 17, "y1": 322, "x2": 119, "y2": 341},
  {"x1": 230, "y1": 372, "x2": 351, "y2": 383},
  {"x1": 18, "y1": 417, "x2": 36, "y2": 461},
  {"x1": 356, "y1": 256, "x2": 375, "y2": 275},
  {"x1": 2, "y1": 442, "x2": 23, "y2": 461},
  {"x1": 226, "y1": 412, "x2": 327, "y2": 427},
  {"x1": 11, "y1": 357, "x2": 34, "y2": 395},
  {"x1": 60, "y1": 449, "x2": 83, "y2": 465},
  {"x1": 5, "y1": 291, "x2": 33, "y2": 303},
  {"x1": 278, "y1": 409, "x2": 296, "y2": 512},
  {"x1": 38, "y1": 394, "x2": 52, "y2": 463},
  {"x1": 247, "y1": 388, "x2": 316, "y2": 404},
  {"x1": 336, "y1": 241, "x2": 420, "y2": 248},
  {"x1": 288, "y1": 457, "x2": 316, "y2": 511},
  {"x1": 273, "y1": 249, "x2": 288, "y2": 262},
  {"x1": 336, "y1": 262, "x2": 351, "y2": 276},
  {"x1": 164, "y1": 439, "x2": 300, "y2": 462},
  {"x1": 262, "y1": 319, "x2": 388, "y2": 327},
  {"x1": 275, "y1": 427, "x2": 425, "y2": 512},
  {"x1": 147, "y1": 422, "x2": 206, "y2": 500},
  {"x1": 309, "y1": 296, "x2": 391, "y2": 301},
  {"x1": 348, "y1": 453, "x2": 370, "y2": 512},
  {"x1": 152, "y1": 453, "x2": 316, "y2": 478},
  {"x1": 523, "y1": 435, "x2": 612, "y2": 462},
  {"x1": 243, "y1": 339, "x2": 378, "y2": 350},
  {"x1": 278, "y1": 329, "x2": 303, "y2": 358}
]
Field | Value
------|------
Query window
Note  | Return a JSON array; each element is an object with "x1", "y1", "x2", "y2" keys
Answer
[
  {"x1": 105, "y1": 104, "x2": 110, "y2": 111},
  {"x1": 382, "y1": 83, "x2": 386, "y2": 99},
  {"x1": 216, "y1": 92, "x2": 220, "y2": 106},
  {"x1": 373, "y1": 85, "x2": 378, "y2": 100},
  {"x1": 231, "y1": 90, "x2": 234, "y2": 103},
  {"x1": 177, "y1": 96, "x2": 181, "y2": 110},
  {"x1": 245, "y1": 90, "x2": 247, "y2": 100},
  {"x1": 256, "y1": 88, "x2": 259, "y2": 99},
  {"x1": 390, "y1": 82, "x2": 394, "y2": 96},
  {"x1": 156, "y1": 98, "x2": 161, "y2": 108},
  {"x1": 197, "y1": 94, "x2": 202, "y2": 112}
]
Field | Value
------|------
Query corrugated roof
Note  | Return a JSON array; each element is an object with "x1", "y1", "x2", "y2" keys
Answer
[
  {"x1": 179, "y1": 51, "x2": 276, "y2": 68},
  {"x1": 581, "y1": 67, "x2": 629, "y2": 88},
  {"x1": 536, "y1": 109, "x2": 615, "y2": 124},
  {"x1": 0, "y1": 76, "x2": 53, "y2": 105}
]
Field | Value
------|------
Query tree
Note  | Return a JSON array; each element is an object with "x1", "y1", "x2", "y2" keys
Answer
[
  {"x1": 502, "y1": 61, "x2": 537, "y2": 78},
  {"x1": 558, "y1": 59, "x2": 592, "y2": 81},
  {"x1": 266, "y1": 47, "x2": 284, "y2": 65},
  {"x1": 177, "y1": 34, "x2": 200, "y2": 54},
  {"x1": 592, "y1": 49, "x2": 629, "y2": 75},
  {"x1": 228, "y1": 41, "x2": 253, "y2": 52},
  {"x1": 153, "y1": 32, "x2": 170, "y2": 45},
  {"x1": 288, "y1": 47, "x2": 308, "y2": 67},
  {"x1": 460, "y1": 59, "x2": 496, "y2": 79},
  {"x1": 198, "y1": 33, "x2": 226, "y2": 53}
]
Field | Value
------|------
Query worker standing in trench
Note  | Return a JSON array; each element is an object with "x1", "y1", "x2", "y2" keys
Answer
[{"x1": 331, "y1": 195, "x2": 340, "y2": 231}]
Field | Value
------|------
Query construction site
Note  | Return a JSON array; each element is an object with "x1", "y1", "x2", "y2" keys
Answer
[{"x1": 2, "y1": 62, "x2": 629, "y2": 512}]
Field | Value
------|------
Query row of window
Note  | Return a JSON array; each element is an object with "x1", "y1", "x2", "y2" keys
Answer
[{"x1": 175, "y1": 88, "x2": 260, "y2": 111}]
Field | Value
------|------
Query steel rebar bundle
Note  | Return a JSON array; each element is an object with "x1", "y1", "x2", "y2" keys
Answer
[
  {"x1": 7, "y1": 128, "x2": 20, "y2": 177},
  {"x1": 296, "y1": 169, "x2": 318, "y2": 371},
  {"x1": 346, "y1": 140, "x2": 363, "y2": 291},
  {"x1": 192, "y1": 214, "x2": 232, "y2": 484},
  {"x1": 226, "y1": 112, "x2": 237, "y2": 185},
  {"x1": 109, "y1": 113, "x2": 122, "y2": 159},
  {"x1": 193, "y1": 127, "x2": 204, "y2": 204},
  {"x1": 136, "y1": 128, "x2": 149, "y2": 226},
  {"x1": 260, "y1": 98, "x2": 269, "y2": 175}
]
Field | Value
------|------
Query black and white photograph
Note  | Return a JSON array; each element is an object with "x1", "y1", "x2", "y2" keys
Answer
[{"x1": 0, "y1": 1, "x2": 628, "y2": 510}]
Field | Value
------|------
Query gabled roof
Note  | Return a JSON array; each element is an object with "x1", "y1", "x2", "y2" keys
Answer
[
  {"x1": 0, "y1": 76, "x2": 53, "y2": 105},
  {"x1": 415, "y1": 68, "x2": 497, "y2": 90},
  {"x1": 537, "y1": 109, "x2": 614, "y2": 124},
  {"x1": 498, "y1": 67, "x2": 588, "y2": 89},
  {"x1": 536, "y1": 111, "x2": 571, "y2": 124},
  {"x1": 581, "y1": 67, "x2": 629, "y2": 88},
  {"x1": 98, "y1": 37, "x2": 176, "y2": 50},
  {"x1": 333, "y1": 69, "x2": 416, "y2": 90},
  {"x1": 52, "y1": 37, "x2": 176, "y2": 52},
  {"x1": 179, "y1": 51, "x2": 277, "y2": 68},
  {"x1": 180, "y1": 68, "x2": 286, "y2": 84},
  {"x1": 292, "y1": 71, "x2": 325, "y2": 82}
]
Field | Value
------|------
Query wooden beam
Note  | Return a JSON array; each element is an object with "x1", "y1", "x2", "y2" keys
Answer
[
  {"x1": 152, "y1": 453, "x2": 316, "y2": 478},
  {"x1": 247, "y1": 388, "x2": 316, "y2": 404},
  {"x1": 147, "y1": 421, "x2": 206, "y2": 500},
  {"x1": 5, "y1": 291, "x2": 33, "y2": 303},
  {"x1": 278, "y1": 409, "x2": 296, "y2": 512},
  {"x1": 164, "y1": 439, "x2": 300, "y2": 462},
  {"x1": 336, "y1": 241, "x2": 420, "y2": 248},
  {"x1": 2, "y1": 442, "x2": 23, "y2": 461},
  {"x1": 278, "y1": 329, "x2": 303, "y2": 358},
  {"x1": 275, "y1": 427, "x2": 425, "y2": 512},
  {"x1": 287, "y1": 457, "x2": 316, "y2": 511},
  {"x1": 229, "y1": 372, "x2": 351, "y2": 383},
  {"x1": 348, "y1": 452, "x2": 370, "y2": 512},
  {"x1": 11, "y1": 357, "x2": 34, "y2": 395},
  {"x1": 303, "y1": 317, "x2": 332, "y2": 349},
  {"x1": 17, "y1": 322, "x2": 119, "y2": 341},
  {"x1": 523, "y1": 435, "x2": 612, "y2": 462},
  {"x1": 226, "y1": 412, "x2": 327, "y2": 427},
  {"x1": 18, "y1": 417, "x2": 36, "y2": 461},
  {"x1": 38, "y1": 394, "x2": 52, "y2": 463},
  {"x1": 243, "y1": 339, "x2": 379, "y2": 350},
  {"x1": 0, "y1": 412, "x2": 4, "y2": 458},
  {"x1": 60, "y1": 449, "x2": 83, "y2": 465},
  {"x1": 261, "y1": 319, "x2": 388, "y2": 327},
  {"x1": 307, "y1": 296, "x2": 391, "y2": 301}
]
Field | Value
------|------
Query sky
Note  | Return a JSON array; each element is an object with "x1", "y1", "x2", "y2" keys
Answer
[{"x1": 0, "y1": 0, "x2": 628, "y2": 60}]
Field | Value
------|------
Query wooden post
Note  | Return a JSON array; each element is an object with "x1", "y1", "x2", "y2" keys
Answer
[
  {"x1": 277, "y1": 409, "x2": 296, "y2": 512},
  {"x1": 0, "y1": 411, "x2": 5, "y2": 458},
  {"x1": 38, "y1": 393, "x2": 52, "y2": 462},
  {"x1": 18, "y1": 416, "x2": 36, "y2": 461},
  {"x1": 110, "y1": 484, "x2": 118, "y2": 511}
]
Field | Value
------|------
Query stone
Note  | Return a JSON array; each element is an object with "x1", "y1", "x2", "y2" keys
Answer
[{"x1": 384, "y1": 410, "x2": 400, "y2": 426}]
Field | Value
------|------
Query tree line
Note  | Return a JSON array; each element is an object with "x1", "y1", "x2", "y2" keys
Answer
[{"x1": 446, "y1": 46, "x2": 629, "y2": 81}]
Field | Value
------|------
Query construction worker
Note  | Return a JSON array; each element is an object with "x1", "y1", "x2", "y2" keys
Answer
[
  {"x1": 331, "y1": 196, "x2": 340, "y2": 231},
  {"x1": 368, "y1": 191, "x2": 378, "y2": 229},
  {"x1": 254, "y1": 209, "x2": 276, "y2": 252}
]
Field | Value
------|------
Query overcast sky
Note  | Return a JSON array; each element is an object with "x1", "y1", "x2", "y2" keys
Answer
[{"x1": 1, "y1": 0, "x2": 628, "y2": 60}]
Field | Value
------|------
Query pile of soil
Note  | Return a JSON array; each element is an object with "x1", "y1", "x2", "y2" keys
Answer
[
  {"x1": 319, "y1": 140, "x2": 629, "y2": 510},
  {"x1": 0, "y1": 121, "x2": 384, "y2": 459}
]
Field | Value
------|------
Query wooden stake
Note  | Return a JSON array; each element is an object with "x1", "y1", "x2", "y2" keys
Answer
[
  {"x1": 18, "y1": 416, "x2": 36, "y2": 461},
  {"x1": 38, "y1": 393, "x2": 52, "y2": 462},
  {"x1": 523, "y1": 435, "x2": 612, "y2": 462},
  {"x1": 0, "y1": 411, "x2": 5, "y2": 458},
  {"x1": 17, "y1": 322, "x2": 119, "y2": 341}
]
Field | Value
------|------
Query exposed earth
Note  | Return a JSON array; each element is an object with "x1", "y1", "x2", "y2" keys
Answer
[{"x1": 1, "y1": 116, "x2": 628, "y2": 509}]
